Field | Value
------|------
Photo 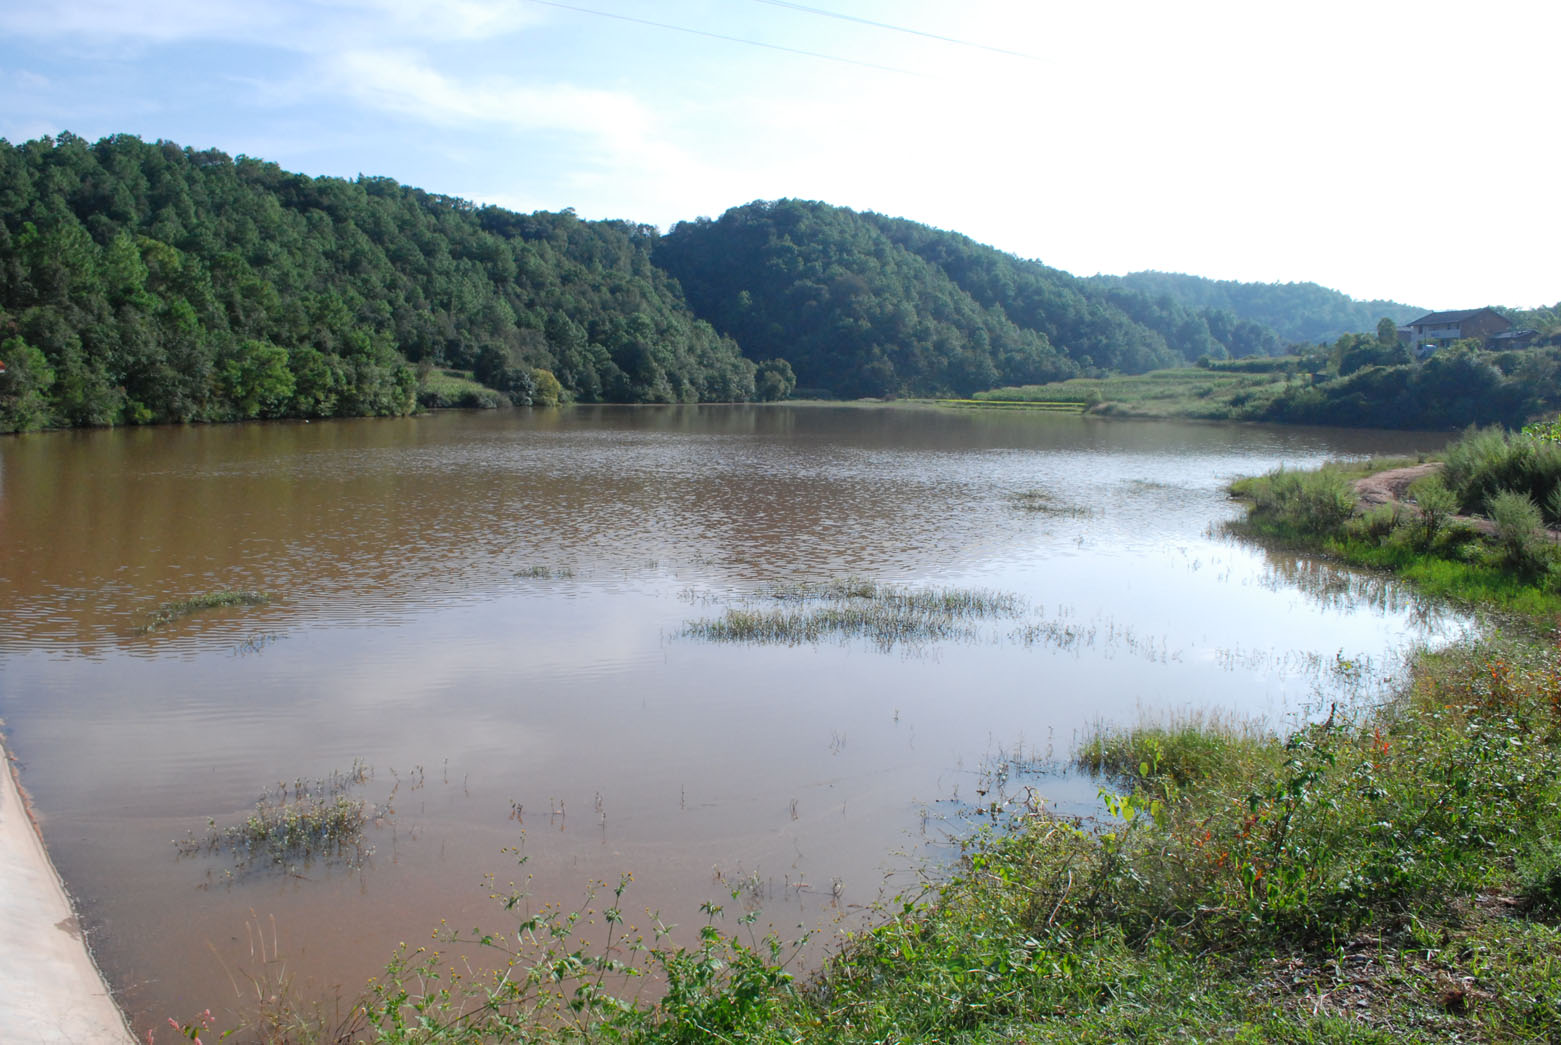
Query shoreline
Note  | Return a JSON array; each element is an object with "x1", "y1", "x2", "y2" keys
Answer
[{"x1": 0, "y1": 727, "x2": 136, "y2": 1044}]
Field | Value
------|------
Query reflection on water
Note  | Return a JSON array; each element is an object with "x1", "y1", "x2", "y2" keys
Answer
[{"x1": 0, "y1": 405, "x2": 1465, "y2": 1036}]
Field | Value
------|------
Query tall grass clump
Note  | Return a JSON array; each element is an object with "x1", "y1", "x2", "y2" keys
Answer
[
  {"x1": 1407, "y1": 473, "x2": 1460, "y2": 550},
  {"x1": 1229, "y1": 466, "x2": 1357, "y2": 537},
  {"x1": 1443, "y1": 424, "x2": 1561, "y2": 516},
  {"x1": 1487, "y1": 489, "x2": 1554, "y2": 578}
]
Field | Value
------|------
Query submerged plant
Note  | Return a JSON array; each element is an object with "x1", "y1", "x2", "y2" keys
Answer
[
  {"x1": 176, "y1": 761, "x2": 378, "y2": 874},
  {"x1": 141, "y1": 590, "x2": 270, "y2": 633},
  {"x1": 681, "y1": 578, "x2": 1023, "y2": 651},
  {"x1": 1005, "y1": 488, "x2": 1094, "y2": 517}
]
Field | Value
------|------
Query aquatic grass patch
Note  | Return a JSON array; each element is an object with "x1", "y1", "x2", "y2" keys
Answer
[
  {"x1": 140, "y1": 589, "x2": 270, "y2": 633},
  {"x1": 938, "y1": 398, "x2": 1085, "y2": 412},
  {"x1": 177, "y1": 761, "x2": 379, "y2": 874},
  {"x1": 517, "y1": 564, "x2": 576, "y2": 580},
  {"x1": 1006, "y1": 488, "x2": 1094, "y2": 517},
  {"x1": 681, "y1": 579, "x2": 1023, "y2": 651}
]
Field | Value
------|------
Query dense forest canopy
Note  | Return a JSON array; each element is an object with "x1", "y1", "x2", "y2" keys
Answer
[
  {"x1": 0, "y1": 132, "x2": 756, "y2": 431},
  {"x1": 1086, "y1": 270, "x2": 1423, "y2": 345},
  {"x1": 655, "y1": 199, "x2": 1305, "y2": 398},
  {"x1": 0, "y1": 133, "x2": 1501, "y2": 433}
]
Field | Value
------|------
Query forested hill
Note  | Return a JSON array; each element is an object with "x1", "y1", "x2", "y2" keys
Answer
[
  {"x1": 655, "y1": 200, "x2": 1291, "y2": 398},
  {"x1": 1086, "y1": 270, "x2": 1422, "y2": 345},
  {"x1": 0, "y1": 133, "x2": 756, "y2": 432},
  {"x1": 0, "y1": 134, "x2": 1430, "y2": 433}
]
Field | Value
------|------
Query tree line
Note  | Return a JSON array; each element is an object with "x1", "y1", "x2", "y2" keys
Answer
[
  {"x1": 3, "y1": 133, "x2": 1468, "y2": 433},
  {"x1": 0, "y1": 133, "x2": 762, "y2": 432}
]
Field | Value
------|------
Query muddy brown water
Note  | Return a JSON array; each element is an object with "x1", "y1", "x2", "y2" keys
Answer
[{"x1": 0, "y1": 404, "x2": 1466, "y2": 1037}]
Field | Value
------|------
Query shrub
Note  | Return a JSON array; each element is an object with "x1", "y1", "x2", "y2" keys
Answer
[
  {"x1": 1238, "y1": 467, "x2": 1357, "y2": 536},
  {"x1": 1443, "y1": 425, "x2": 1561, "y2": 515},
  {"x1": 1487, "y1": 489, "x2": 1552, "y2": 577},
  {"x1": 1407, "y1": 474, "x2": 1459, "y2": 550},
  {"x1": 1348, "y1": 502, "x2": 1400, "y2": 544}
]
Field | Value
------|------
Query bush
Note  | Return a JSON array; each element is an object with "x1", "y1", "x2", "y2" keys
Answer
[
  {"x1": 1407, "y1": 474, "x2": 1459, "y2": 550},
  {"x1": 1347, "y1": 502, "x2": 1400, "y2": 544},
  {"x1": 1443, "y1": 425, "x2": 1561, "y2": 515},
  {"x1": 1487, "y1": 489, "x2": 1552, "y2": 577},
  {"x1": 1237, "y1": 467, "x2": 1357, "y2": 536}
]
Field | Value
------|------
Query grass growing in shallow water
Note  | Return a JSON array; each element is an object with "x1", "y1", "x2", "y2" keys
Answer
[
  {"x1": 176, "y1": 761, "x2": 378, "y2": 874},
  {"x1": 681, "y1": 578, "x2": 1023, "y2": 651},
  {"x1": 238, "y1": 637, "x2": 1561, "y2": 1042},
  {"x1": 141, "y1": 589, "x2": 270, "y2": 633},
  {"x1": 1006, "y1": 488, "x2": 1095, "y2": 517}
]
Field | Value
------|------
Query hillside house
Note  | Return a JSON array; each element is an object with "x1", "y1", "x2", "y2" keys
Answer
[{"x1": 1405, "y1": 307, "x2": 1512, "y2": 355}]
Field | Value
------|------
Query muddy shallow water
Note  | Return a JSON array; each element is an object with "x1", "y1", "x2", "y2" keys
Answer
[{"x1": 0, "y1": 404, "x2": 1465, "y2": 1035}]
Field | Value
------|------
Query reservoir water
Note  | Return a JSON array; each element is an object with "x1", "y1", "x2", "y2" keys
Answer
[{"x1": 0, "y1": 404, "x2": 1464, "y2": 1036}]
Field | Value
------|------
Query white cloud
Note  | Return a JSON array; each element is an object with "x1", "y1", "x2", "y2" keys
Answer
[{"x1": 333, "y1": 49, "x2": 644, "y2": 136}]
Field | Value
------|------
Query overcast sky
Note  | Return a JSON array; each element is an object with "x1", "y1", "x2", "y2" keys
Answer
[{"x1": 3, "y1": 0, "x2": 1556, "y2": 310}]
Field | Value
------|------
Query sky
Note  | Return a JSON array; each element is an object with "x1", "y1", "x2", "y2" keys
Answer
[{"x1": 2, "y1": 0, "x2": 1557, "y2": 310}]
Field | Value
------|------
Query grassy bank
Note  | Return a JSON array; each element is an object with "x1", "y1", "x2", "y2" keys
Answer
[{"x1": 1228, "y1": 426, "x2": 1561, "y2": 622}]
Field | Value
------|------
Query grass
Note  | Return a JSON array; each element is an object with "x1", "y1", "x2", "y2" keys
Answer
[
  {"x1": 680, "y1": 578, "x2": 1024, "y2": 651},
  {"x1": 938, "y1": 398, "x2": 1085, "y2": 412},
  {"x1": 517, "y1": 564, "x2": 576, "y2": 579},
  {"x1": 140, "y1": 590, "x2": 270, "y2": 633},
  {"x1": 1228, "y1": 448, "x2": 1561, "y2": 622},
  {"x1": 970, "y1": 362, "x2": 1301, "y2": 420},
  {"x1": 176, "y1": 761, "x2": 378, "y2": 875},
  {"x1": 418, "y1": 369, "x2": 506, "y2": 410},
  {"x1": 1006, "y1": 488, "x2": 1094, "y2": 517}
]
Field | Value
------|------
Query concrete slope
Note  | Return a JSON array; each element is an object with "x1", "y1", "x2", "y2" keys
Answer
[{"x1": 1, "y1": 731, "x2": 136, "y2": 1044}]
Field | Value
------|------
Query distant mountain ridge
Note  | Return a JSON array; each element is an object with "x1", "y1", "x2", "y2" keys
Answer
[{"x1": 1086, "y1": 270, "x2": 1422, "y2": 345}]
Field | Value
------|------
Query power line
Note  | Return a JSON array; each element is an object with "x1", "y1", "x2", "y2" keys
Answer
[
  {"x1": 519, "y1": 0, "x2": 923, "y2": 76},
  {"x1": 749, "y1": 0, "x2": 1044, "y2": 62}
]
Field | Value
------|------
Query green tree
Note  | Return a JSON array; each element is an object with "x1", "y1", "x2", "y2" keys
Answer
[
  {"x1": 220, "y1": 339, "x2": 295, "y2": 418},
  {"x1": 754, "y1": 358, "x2": 796, "y2": 401},
  {"x1": 0, "y1": 337, "x2": 56, "y2": 432},
  {"x1": 530, "y1": 367, "x2": 564, "y2": 406}
]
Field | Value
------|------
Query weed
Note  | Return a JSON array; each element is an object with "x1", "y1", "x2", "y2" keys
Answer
[
  {"x1": 1230, "y1": 466, "x2": 1357, "y2": 536},
  {"x1": 1006, "y1": 489, "x2": 1094, "y2": 517},
  {"x1": 517, "y1": 565, "x2": 576, "y2": 580},
  {"x1": 141, "y1": 590, "x2": 270, "y2": 633},
  {"x1": 1407, "y1": 473, "x2": 1459, "y2": 550},
  {"x1": 1443, "y1": 424, "x2": 1561, "y2": 514},
  {"x1": 1487, "y1": 488, "x2": 1553, "y2": 577},
  {"x1": 176, "y1": 761, "x2": 378, "y2": 874},
  {"x1": 681, "y1": 578, "x2": 1023, "y2": 651}
]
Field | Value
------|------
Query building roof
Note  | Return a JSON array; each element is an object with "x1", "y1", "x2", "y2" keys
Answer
[{"x1": 1407, "y1": 307, "x2": 1505, "y2": 327}]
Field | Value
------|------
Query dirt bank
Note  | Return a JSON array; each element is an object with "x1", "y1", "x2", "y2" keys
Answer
[{"x1": 1352, "y1": 461, "x2": 1443, "y2": 513}]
